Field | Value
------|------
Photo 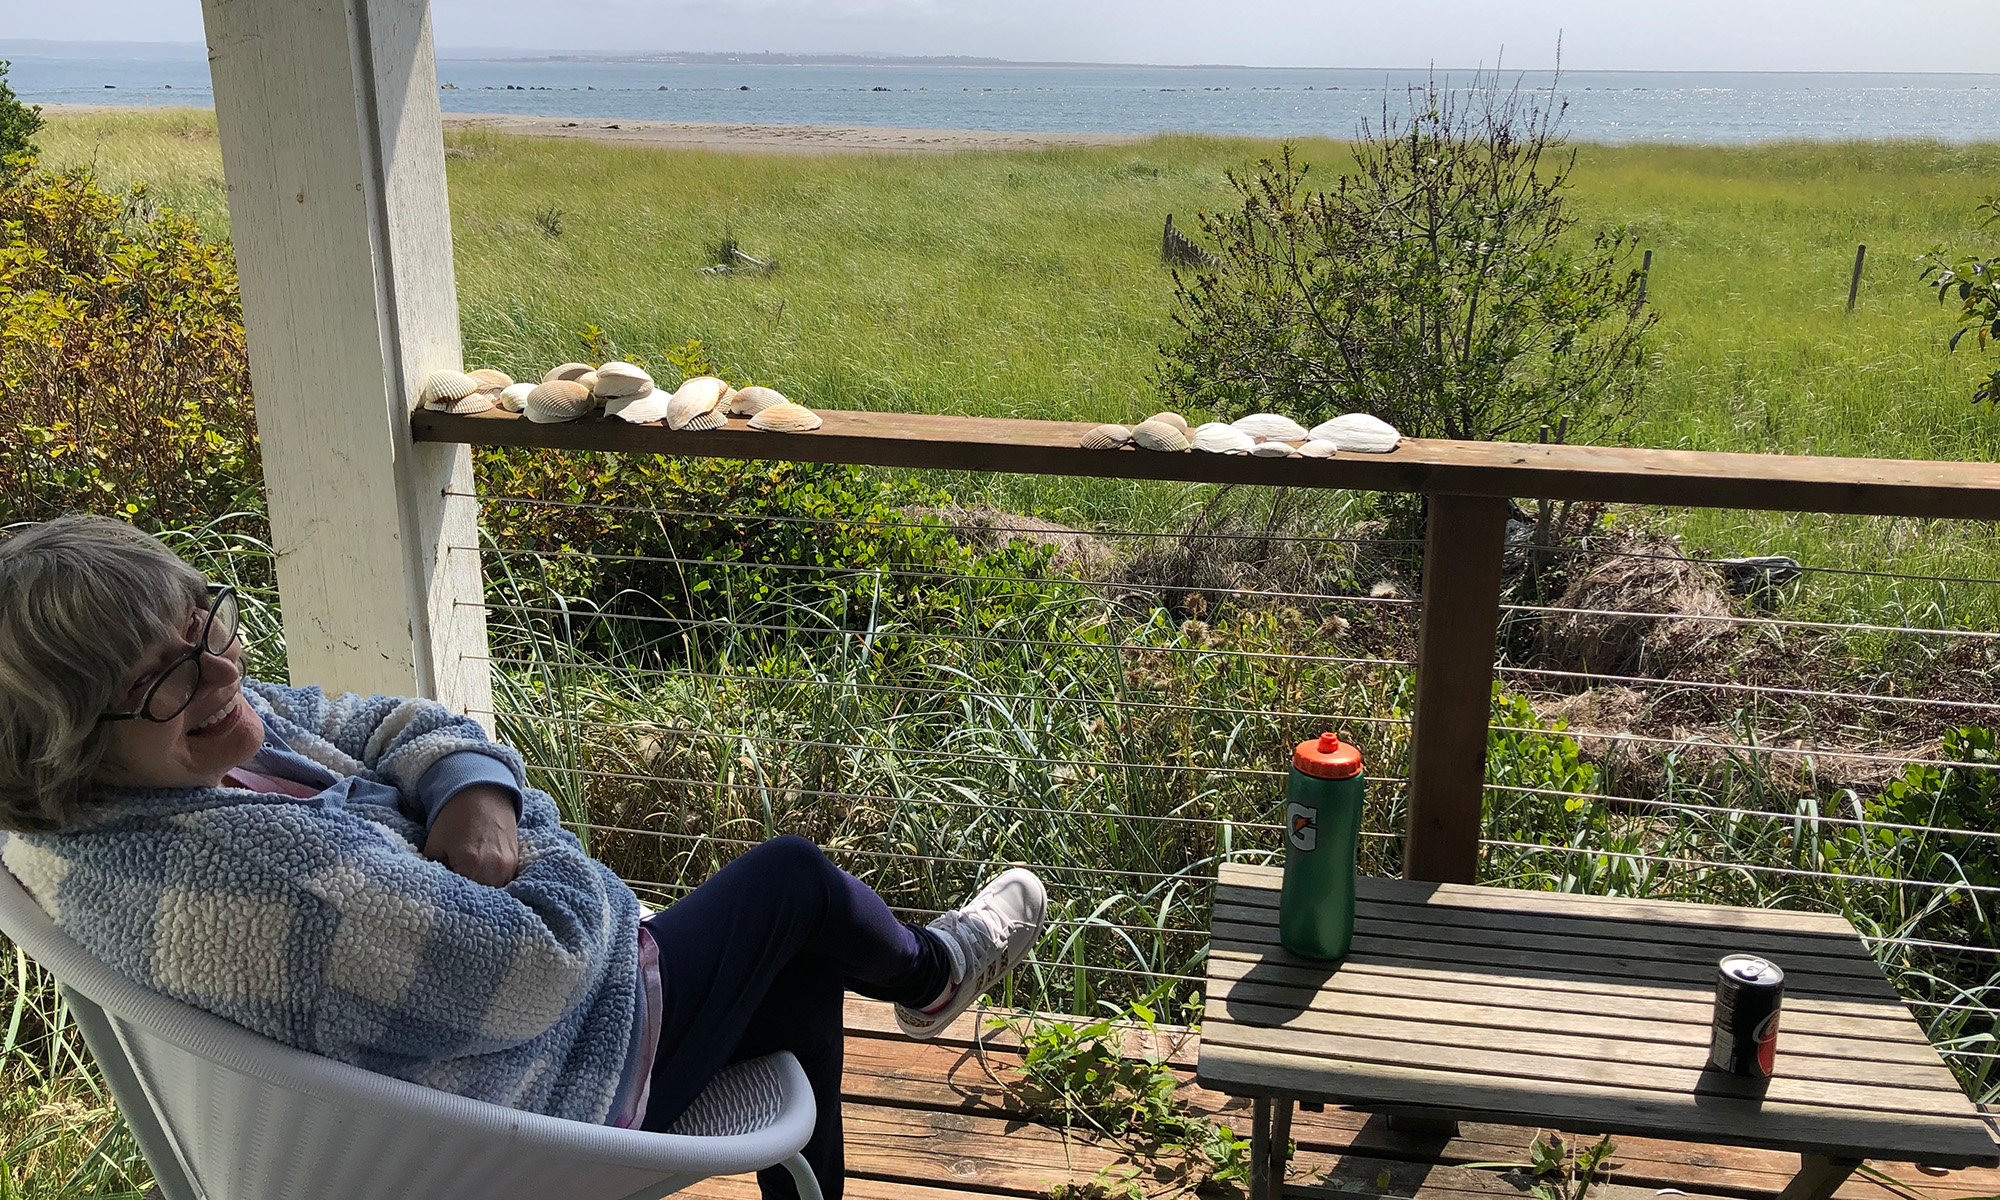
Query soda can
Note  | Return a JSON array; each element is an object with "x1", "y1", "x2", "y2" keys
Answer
[{"x1": 1709, "y1": 954, "x2": 1784, "y2": 1077}]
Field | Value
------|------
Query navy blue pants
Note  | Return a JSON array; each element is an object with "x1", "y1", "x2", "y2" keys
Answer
[{"x1": 639, "y1": 836, "x2": 952, "y2": 1200}]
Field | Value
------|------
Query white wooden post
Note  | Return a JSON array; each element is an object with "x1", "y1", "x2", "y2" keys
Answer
[{"x1": 200, "y1": 0, "x2": 489, "y2": 720}]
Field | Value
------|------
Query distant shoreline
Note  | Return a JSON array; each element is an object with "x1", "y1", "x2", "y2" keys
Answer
[{"x1": 41, "y1": 104, "x2": 1148, "y2": 155}]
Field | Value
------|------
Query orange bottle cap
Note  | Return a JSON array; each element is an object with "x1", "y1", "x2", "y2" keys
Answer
[{"x1": 1294, "y1": 732, "x2": 1363, "y2": 780}]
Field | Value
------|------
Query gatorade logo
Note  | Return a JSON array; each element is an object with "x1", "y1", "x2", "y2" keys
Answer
[{"x1": 1286, "y1": 803, "x2": 1317, "y2": 852}]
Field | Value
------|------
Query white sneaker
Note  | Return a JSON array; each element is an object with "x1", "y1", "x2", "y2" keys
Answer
[{"x1": 896, "y1": 867, "x2": 1048, "y2": 1039}]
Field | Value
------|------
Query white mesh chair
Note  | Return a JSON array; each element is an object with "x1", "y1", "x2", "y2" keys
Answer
[{"x1": 0, "y1": 836, "x2": 821, "y2": 1200}]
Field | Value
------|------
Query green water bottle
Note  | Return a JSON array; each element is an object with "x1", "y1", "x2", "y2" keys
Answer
[{"x1": 1279, "y1": 733, "x2": 1366, "y2": 960}]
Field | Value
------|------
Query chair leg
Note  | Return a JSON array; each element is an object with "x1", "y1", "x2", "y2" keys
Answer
[{"x1": 783, "y1": 1152, "x2": 825, "y2": 1200}]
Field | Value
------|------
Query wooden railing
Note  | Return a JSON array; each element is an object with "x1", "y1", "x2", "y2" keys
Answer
[{"x1": 414, "y1": 405, "x2": 2000, "y2": 886}]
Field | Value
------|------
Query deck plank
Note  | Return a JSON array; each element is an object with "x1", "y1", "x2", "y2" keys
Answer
[{"x1": 678, "y1": 1004, "x2": 2000, "y2": 1200}]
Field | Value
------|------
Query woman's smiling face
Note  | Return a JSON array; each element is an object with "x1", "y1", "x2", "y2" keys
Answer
[{"x1": 92, "y1": 599, "x2": 265, "y2": 790}]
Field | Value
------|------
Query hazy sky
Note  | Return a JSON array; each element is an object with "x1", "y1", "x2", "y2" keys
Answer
[{"x1": 4, "y1": 0, "x2": 1998, "y2": 72}]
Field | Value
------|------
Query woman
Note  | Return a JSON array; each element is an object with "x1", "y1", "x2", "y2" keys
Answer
[{"x1": 0, "y1": 515, "x2": 1046, "y2": 1200}]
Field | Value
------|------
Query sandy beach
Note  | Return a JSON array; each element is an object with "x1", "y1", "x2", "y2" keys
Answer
[{"x1": 44, "y1": 104, "x2": 1145, "y2": 155}]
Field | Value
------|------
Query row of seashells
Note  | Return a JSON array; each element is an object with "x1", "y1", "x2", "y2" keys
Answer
[
  {"x1": 1080, "y1": 411, "x2": 1401, "y2": 456},
  {"x1": 416, "y1": 364, "x2": 823, "y2": 432}
]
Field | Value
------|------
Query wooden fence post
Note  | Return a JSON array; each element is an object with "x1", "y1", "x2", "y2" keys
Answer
[
  {"x1": 1403, "y1": 494, "x2": 1511, "y2": 884},
  {"x1": 201, "y1": 0, "x2": 489, "y2": 719},
  {"x1": 1847, "y1": 244, "x2": 1867, "y2": 314}
]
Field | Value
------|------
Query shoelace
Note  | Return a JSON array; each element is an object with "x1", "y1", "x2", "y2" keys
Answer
[{"x1": 935, "y1": 904, "x2": 1017, "y2": 981}]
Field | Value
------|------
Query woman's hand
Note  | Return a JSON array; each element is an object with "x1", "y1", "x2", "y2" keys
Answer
[{"x1": 425, "y1": 785, "x2": 521, "y2": 886}]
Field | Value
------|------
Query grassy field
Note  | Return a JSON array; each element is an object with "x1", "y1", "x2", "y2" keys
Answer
[{"x1": 33, "y1": 109, "x2": 2000, "y2": 607}]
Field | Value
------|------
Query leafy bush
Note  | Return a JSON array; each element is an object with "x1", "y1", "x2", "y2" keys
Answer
[
  {"x1": 0, "y1": 158, "x2": 260, "y2": 528},
  {"x1": 1919, "y1": 196, "x2": 2000, "y2": 406},
  {"x1": 1158, "y1": 77, "x2": 1654, "y2": 442},
  {"x1": 0, "y1": 61, "x2": 42, "y2": 169}
]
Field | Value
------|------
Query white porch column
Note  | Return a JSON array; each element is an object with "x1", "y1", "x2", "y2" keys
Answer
[{"x1": 200, "y1": 0, "x2": 489, "y2": 719}]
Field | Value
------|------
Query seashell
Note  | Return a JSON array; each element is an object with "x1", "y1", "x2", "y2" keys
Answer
[
  {"x1": 466, "y1": 368, "x2": 514, "y2": 393},
  {"x1": 726, "y1": 385, "x2": 790, "y2": 417},
  {"x1": 678, "y1": 409, "x2": 728, "y2": 431},
  {"x1": 541, "y1": 362, "x2": 595, "y2": 385},
  {"x1": 418, "y1": 369, "x2": 479, "y2": 408},
  {"x1": 1192, "y1": 422, "x2": 1258, "y2": 454},
  {"x1": 1295, "y1": 439, "x2": 1337, "y2": 459},
  {"x1": 592, "y1": 361, "x2": 653, "y2": 399},
  {"x1": 1249, "y1": 441, "x2": 1296, "y2": 457},
  {"x1": 574, "y1": 370, "x2": 599, "y2": 395},
  {"x1": 497, "y1": 382, "x2": 534, "y2": 412},
  {"x1": 523, "y1": 379, "x2": 594, "y2": 423},
  {"x1": 433, "y1": 391, "x2": 495, "y2": 415},
  {"x1": 1130, "y1": 419, "x2": 1191, "y2": 452},
  {"x1": 747, "y1": 401, "x2": 823, "y2": 432},
  {"x1": 1079, "y1": 423, "x2": 1131, "y2": 450},
  {"x1": 1307, "y1": 413, "x2": 1402, "y2": 454},
  {"x1": 604, "y1": 385, "x2": 668, "y2": 424},
  {"x1": 1145, "y1": 411, "x2": 1190, "y2": 434},
  {"x1": 1231, "y1": 412, "x2": 1310, "y2": 443},
  {"x1": 666, "y1": 376, "x2": 731, "y2": 430}
]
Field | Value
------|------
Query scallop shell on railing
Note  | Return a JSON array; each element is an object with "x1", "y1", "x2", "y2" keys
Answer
[
  {"x1": 467, "y1": 368, "x2": 514, "y2": 394},
  {"x1": 497, "y1": 382, "x2": 535, "y2": 413},
  {"x1": 1295, "y1": 439, "x2": 1337, "y2": 459},
  {"x1": 604, "y1": 385, "x2": 668, "y2": 424},
  {"x1": 1130, "y1": 419, "x2": 1191, "y2": 452},
  {"x1": 1145, "y1": 411, "x2": 1190, "y2": 434},
  {"x1": 541, "y1": 362, "x2": 595, "y2": 385},
  {"x1": 1232, "y1": 413, "x2": 1309, "y2": 443},
  {"x1": 592, "y1": 361, "x2": 654, "y2": 399},
  {"x1": 666, "y1": 376, "x2": 731, "y2": 430},
  {"x1": 418, "y1": 369, "x2": 480, "y2": 410},
  {"x1": 523, "y1": 379, "x2": 594, "y2": 423},
  {"x1": 1192, "y1": 422, "x2": 1257, "y2": 454},
  {"x1": 679, "y1": 409, "x2": 728, "y2": 431},
  {"x1": 1079, "y1": 423, "x2": 1131, "y2": 450},
  {"x1": 1307, "y1": 413, "x2": 1401, "y2": 453},
  {"x1": 574, "y1": 370, "x2": 600, "y2": 396},
  {"x1": 747, "y1": 401, "x2": 823, "y2": 432},
  {"x1": 1249, "y1": 441, "x2": 1296, "y2": 457},
  {"x1": 725, "y1": 385, "x2": 789, "y2": 417}
]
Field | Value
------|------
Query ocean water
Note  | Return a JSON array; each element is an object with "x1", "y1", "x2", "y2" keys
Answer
[{"x1": 8, "y1": 40, "x2": 2000, "y2": 144}]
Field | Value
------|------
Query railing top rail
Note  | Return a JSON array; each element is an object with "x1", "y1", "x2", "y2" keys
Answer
[{"x1": 413, "y1": 408, "x2": 2000, "y2": 521}]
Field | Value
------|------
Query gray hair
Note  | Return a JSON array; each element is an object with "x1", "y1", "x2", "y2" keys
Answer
[{"x1": 0, "y1": 515, "x2": 210, "y2": 832}]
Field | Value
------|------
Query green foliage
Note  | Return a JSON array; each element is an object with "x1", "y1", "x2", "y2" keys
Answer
[
  {"x1": 0, "y1": 63, "x2": 43, "y2": 172},
  {"x1": 1919, "y1": 195, "x2": 2000, "y2": 406},
  {"x1": 1002, "y1": 991, "x2": 1247, "y2": 1192},
  {"x1": 1159, "y1": 79, "x2": 1655, "y2": 442},
  {"x1": 0, "y1": 157, "x2": 260, "y2": 527},
  {"x1": 1468, "y1": 1135, "x2": 1618, "y2": 1200}
]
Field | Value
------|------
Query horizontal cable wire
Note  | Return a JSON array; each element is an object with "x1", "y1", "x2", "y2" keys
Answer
[
  {"x1": 478, "y1": 708, "x2": 1298, "y2": 780},
  {"x1": 1478, "y1": 838, "x2": 2000, "y2": 895},
  {"x1": 478, "y1": 655, "x2": 1414, "y2": 732},
  {"x1": 1494, "y1": 663, "x2": 2000, "y2": 714},
  {"x1": 463, "y1": 542, "x2": 1420, "y2": 612},
  {"x1": 1500, "y1": 600, "x2": 2000, "y2": 643},
  {"x1": 477, "y1": 600, "x2": 1415, "y2": 671},
  {"x1": 453, "y1": 491, "x2": 1427, "y2": 550},
  {"x1": 1486, "y1": 722, "x2": 2000, "y2": 775},
  {"x1": 523, "y1": 761, "x2": 1417, "y2": 830},
  {"x1": 1538, "y1": 540, "x2": 2000, "y2": 588},
  {"x1": 1485, "y1": 783, "x2": 2000, "y2": 842}
]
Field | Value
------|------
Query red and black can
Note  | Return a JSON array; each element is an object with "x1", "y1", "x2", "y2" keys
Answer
[{"x1": 1709, "y1": 954, "x2": 1784, "y2": 1077}]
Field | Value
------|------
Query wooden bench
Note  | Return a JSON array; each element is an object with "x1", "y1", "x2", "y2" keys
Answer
[{"x1": 1197, "y1": 864, "x2": 2000, "y2": 1200}]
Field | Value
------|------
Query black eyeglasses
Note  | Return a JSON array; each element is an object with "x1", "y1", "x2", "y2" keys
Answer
[{"x1": 99, "y1": 586, "x2": 243, "y2": 724}]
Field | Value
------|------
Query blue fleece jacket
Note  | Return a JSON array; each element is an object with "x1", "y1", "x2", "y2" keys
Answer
[{"x1": 0, "y1": 680, "x2": 642, "y2": 1123}]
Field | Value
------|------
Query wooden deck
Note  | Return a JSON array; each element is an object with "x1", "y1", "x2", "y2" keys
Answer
[{"x1": 683, "y1": 1000, "x2": 2000, "y2": 1200}]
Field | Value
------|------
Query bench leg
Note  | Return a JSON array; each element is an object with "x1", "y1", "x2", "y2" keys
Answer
[
  {"x1": 1250, "y1": 1099, "x2": 1271, "y2": 1200},
  {"x1": 1776, "y1": 1155, "x2": 1861, "y2": 1200},
  {"x1": 1268, "y1": 1099, "x2": 1294, "y2": 1200}
]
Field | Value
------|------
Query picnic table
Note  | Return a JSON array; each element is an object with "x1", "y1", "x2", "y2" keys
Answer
[{"x1": 1196, "y1": 864, "x2": 2000, "y2": 1200}]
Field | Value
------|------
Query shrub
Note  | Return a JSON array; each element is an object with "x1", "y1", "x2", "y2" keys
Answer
[
  {"x1": 1919, "y1": 196, "x2": 2000, "y2": 407},
  {"x1": 1158, "y1": 76, "x2": 1655, "y2": 442},
  {"x1": 0, "y1": 61, "x2": 42, "y2": 169},
  {"x1": 0, "y1": 158, "x2": 261, "y2": 528}
]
